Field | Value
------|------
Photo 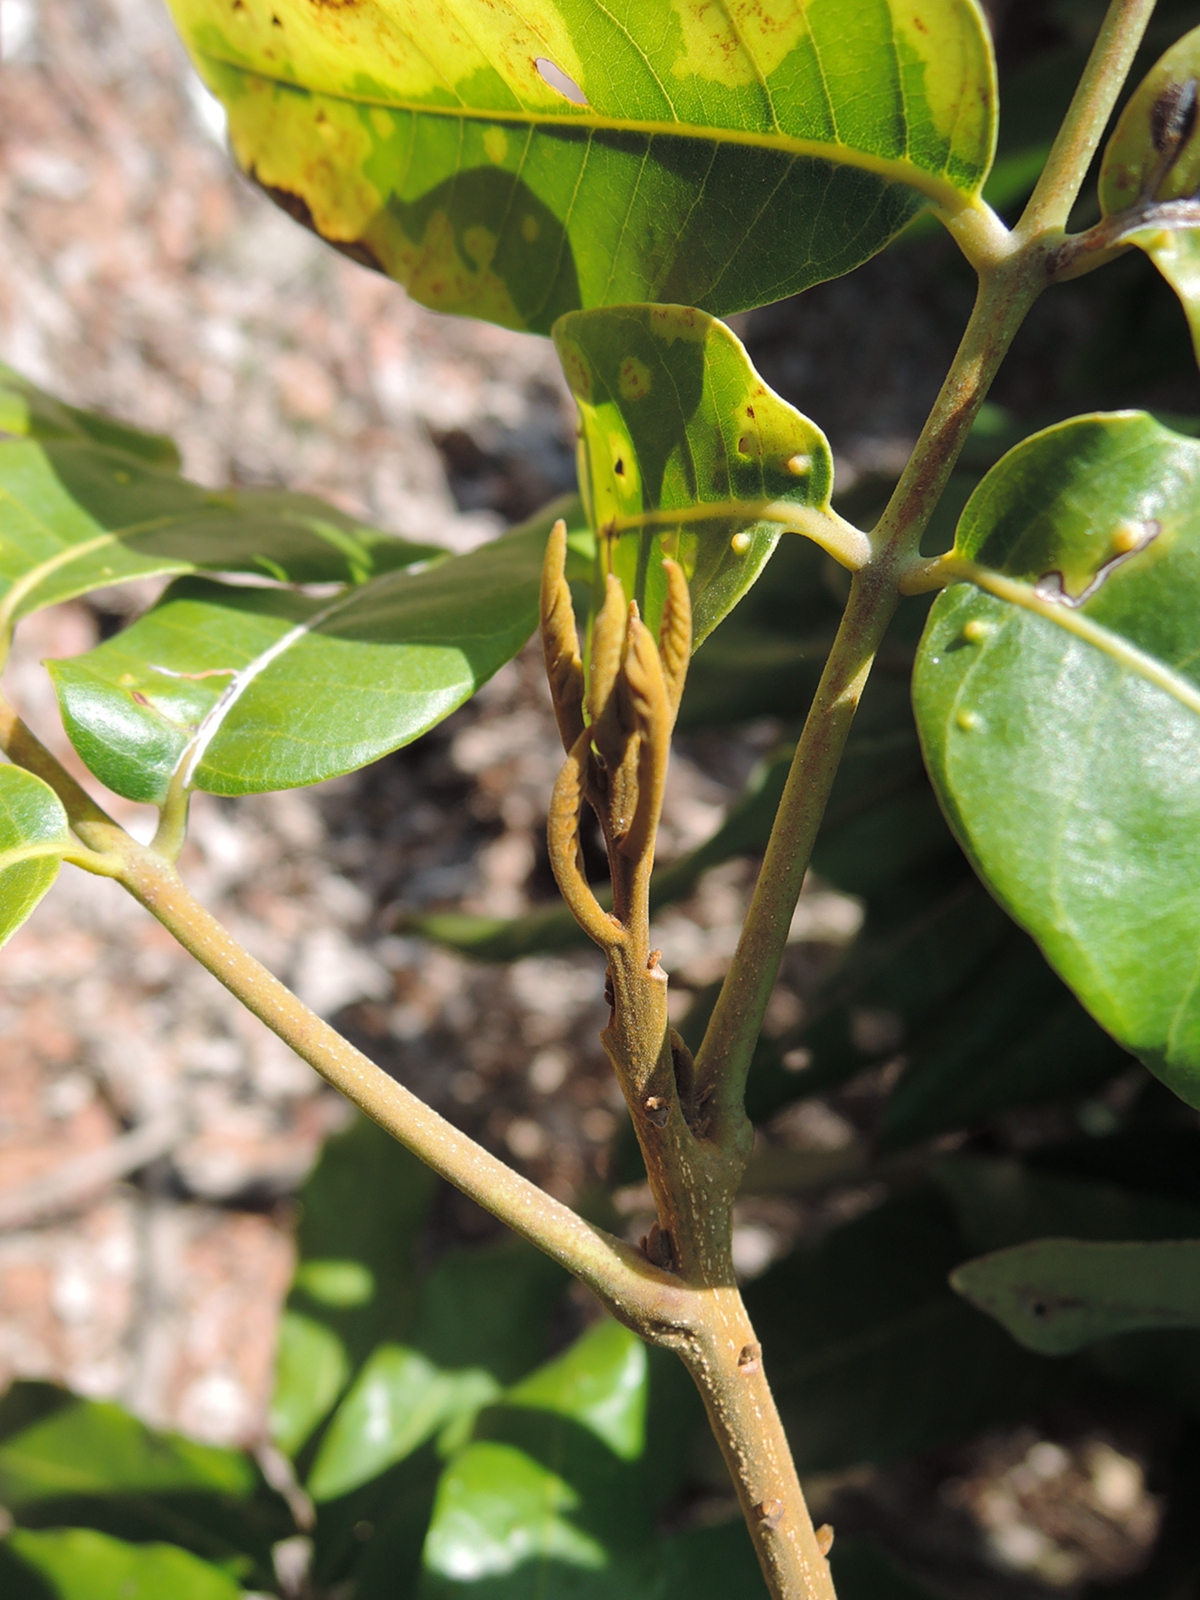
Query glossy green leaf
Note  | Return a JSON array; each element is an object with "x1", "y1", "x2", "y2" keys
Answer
[
  {"x1": 952, "y1": 1238, "x2": 1200, "y2": 1356},
  {"x1": 4, "y1": 1528, "x2": 241, "y2": 1600},
  {"x1": 0, "y1": 368, "x2": 441, "y2": 634},
  {"x1": 269, "y1": 1310, "x2": 350, "y2": 1458},
  {"x1": 420, "y1": 1321, "x2": 656, "y2": 1598},
  {"x1": 554, "y1": 304, "x2": 843, "y2": 645},
  {"x1": 1100, "y1": 27, "x2": 1200, "y2": 363},
  {"x1": 422, "y1": 1440, "x2": 611, "y2": 1589},
  {"x1": 50, "y1": 514, "x2": 551, "y2": 802},
  {"x1": 0, "y1": 1397, "x2": 252, "y2": 1507},
  {"x1": 0, "y1": 767, "x2": 70, "y2": 950},
  {"x1": 504, "y1": 1320, "x2": 646, "y2": 1464},
  {"x1": 307, "y1": 1345, "x2": 499, "y2": 1503},
  {"x1": 913, "y1": 412, "x2": 1200, "y2": 1108},
  {"x1": 164, "y1": 0, "x2": 996, "y2": 335}
]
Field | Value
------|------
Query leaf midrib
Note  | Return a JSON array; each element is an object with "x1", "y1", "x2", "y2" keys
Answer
[
  {"x1": 950, "y1": 559, "x2": 1200, "y2": 720},
  {"x1": 199, "y1": 50, "x2": 980, "y2": 215}
]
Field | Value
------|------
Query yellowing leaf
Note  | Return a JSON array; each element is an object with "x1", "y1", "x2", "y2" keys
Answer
[{"x1": 163, "y1": 0, "x2": 998, "y2": 331}]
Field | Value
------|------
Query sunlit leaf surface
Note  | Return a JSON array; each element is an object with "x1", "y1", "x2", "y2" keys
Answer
[
  {"x1": 162, "y1": 0, "x2": 997, "y2": 331},
  {"x1": 0, "y1": 767, "x2": 71, "y2": 950},
  {"x1": 554, "y1": 303, "x2": 838, "y2": 644},
  {"x1": 913, "y1": 412, "x2": 1200, "y2": 1107},
  {"x1": 0, "y1": 364, "x2": 440, "y2": 633},
  {"x1": 50, "y1": 511, "x2": 556, "y2": 801}
]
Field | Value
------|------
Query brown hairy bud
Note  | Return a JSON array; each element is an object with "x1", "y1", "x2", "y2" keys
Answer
[
  {"x1": 539, "y1": 519, "x2": 585, "y2": 753},
  {"x1": 658, "y1": 558, "x2": 692, "y2": 720}
]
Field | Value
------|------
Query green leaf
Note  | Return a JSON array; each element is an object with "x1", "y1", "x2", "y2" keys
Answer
[
  {"x1": 744, "y1": 1188, "x2": 1056, "y2": 1471},
  {"x1": 50, "y1": 513, "x2": 552, "y2": 802},
  {"x1": 421, "y1": 1441, "x2": 613, "y2": 1591},
  {"x1": 912, "y1": 412, "x2": 1200, "y2": 1109},
  {"x1": 935, "y1": 1154, "x2": 1200, "y2": 1256},
  {"x1": 420, "y1": 1321, "x2": 657, "y2": 1598},
  {"x1": 269, "y1": 1310, "x2": 351, "y2": 1458},
  {"x1": 504, "y1": 1320, "x2": 646, "y2": 1464},
  {"x1": 952, "y1": 1238, "x2": 1200, "y2": 1355},
  {"x1": 4, "y1": 1528, "x2": 241, "y2": 1600},
  {"x1": 307, "y1": 1345, "x2": 499, "y2": 1503},
  {"x1": 554, "y1": 304, "x2": 843, "y2": 645},
  {"x1": 0, "y1": 370, "x2": 442, "y2": 635},
  {"x1": 164, "y1": 0, "x2": 997, "y2": 334},
  {"x1": 1100, "y1": 27, "x2": 1200, "y2": 363},
  {"x1": 0, "y1": 1398, "x2": 252, "y2": 1507},
  {"x1": 0, "y1": 767, "x2": 70, "y2": 950},
  {"x1": 878, "y1": 930, "x2": 1131, "y2": 1150},
  {"x1": 409, "y1": 1239, "x2": 567, "y2": 1386},
  {"x1": 0, "y1": 362, "x2": 180, "y2": 466},
  {"x1": 288, "y1": 1116, "x2": 436, "y2": 1372}
]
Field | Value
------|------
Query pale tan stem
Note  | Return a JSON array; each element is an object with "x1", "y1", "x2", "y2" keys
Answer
[
  {"x1": 682, "y1": 1288, "x2": 836, "y2": 1600},
  {"x1": 1019, "y1": 0, "x2": 1159, "y2": 237}
]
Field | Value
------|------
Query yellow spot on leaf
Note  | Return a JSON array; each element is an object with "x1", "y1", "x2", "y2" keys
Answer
[
  {"x1": 618, "y1": 357, "x2": 653, "y2": 401},
  {"x1": 520, "y1": 212, "x2": 540, "y2": 242},
  {"x1": 370, "y1": 108, "x2": 394, "y2": 139},
  {"x1": 484, "y1": 126, "x2": 508, "y2": 165},
  {"x1": 668, "y1": 0, "x2": 808, "y2": 86}
]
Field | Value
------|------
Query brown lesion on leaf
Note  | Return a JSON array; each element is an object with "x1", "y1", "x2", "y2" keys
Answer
[
  {"x1": 1033, "y1": 519, "x2": 1161, "y2": 608},
  {"x1": 250, "y1": 173, "x2": 386, "y2": 274}
]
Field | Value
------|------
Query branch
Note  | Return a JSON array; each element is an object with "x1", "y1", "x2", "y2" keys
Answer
[{"x1": 1019, "y1": 0, "x2": 1159, "y2": 237}]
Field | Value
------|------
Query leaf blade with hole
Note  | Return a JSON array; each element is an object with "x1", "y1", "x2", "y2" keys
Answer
[
  {"x1": 163, "y1": 0, "x2": 997, "y2": 332},
  {"x1": 554, "y1": 304, "x2": 842, "y2": 645},
  {"x1": 912, "y1": 412, "x2": 1200, "y2": 1109}
]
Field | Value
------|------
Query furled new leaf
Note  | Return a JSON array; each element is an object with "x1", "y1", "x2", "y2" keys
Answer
[
  {"x1": 0, "y1": 767, "x2": 71, "y2": 950},
  {"x1": 952, "y1": 1238, "x2": 1200, "y2": 1355},
  {"x1": 0, "y1": 367, "x2": 441, "y2": 633},
  {"x1": 4, "y1": 1527, "x2": 242, "y2": 1600},
  {"x1": 49, "y1": 513, "x2": 552, "y2": 802},
  {"x1": 554, "y1": 304, "x2": 845, "y2": 645},
  {"x1": 913, "y1": 412, "x2": 1200, "y2": 1108},
  {"x1": 163, "y1": 0, "x2": 997, "y2": 334},
  {"x1": 1100, "y1": 27, "x2": 1200, "y2": 363}
]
